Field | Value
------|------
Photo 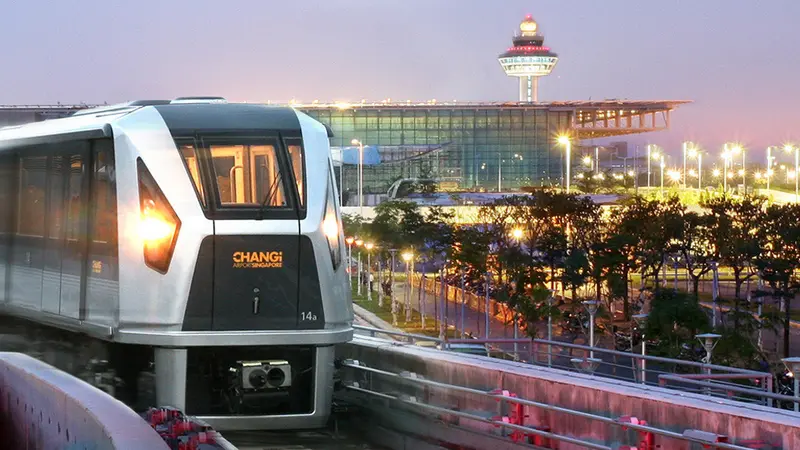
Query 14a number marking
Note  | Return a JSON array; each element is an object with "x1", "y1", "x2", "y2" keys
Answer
[{"x1": 301, "y1": 311, "x2": 318, "y2": 321}]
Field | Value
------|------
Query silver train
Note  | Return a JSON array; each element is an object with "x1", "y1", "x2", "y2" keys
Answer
[{"x1": 0, "y1": 97, "x2": 353, "y2": 430}]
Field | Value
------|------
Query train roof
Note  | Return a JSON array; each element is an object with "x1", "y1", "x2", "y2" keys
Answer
[{"x1": 0, "y1": 100, "x2": 331, "y2": 151}]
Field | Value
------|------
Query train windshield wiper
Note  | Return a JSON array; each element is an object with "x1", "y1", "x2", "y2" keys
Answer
[{"x1": 257, "y1": 175, "x2": 282, "y2": 220}]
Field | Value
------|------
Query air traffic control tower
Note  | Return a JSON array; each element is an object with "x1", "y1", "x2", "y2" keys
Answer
[{"x1": 498, "y1": 14, "x2": 559, "y2": 103}]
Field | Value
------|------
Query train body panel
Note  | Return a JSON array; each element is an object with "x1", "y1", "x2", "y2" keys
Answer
[{"x1": 0, "y1": 99, "x2": 352, "y2": 428}]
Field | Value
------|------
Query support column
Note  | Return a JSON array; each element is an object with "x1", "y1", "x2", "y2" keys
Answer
[{"x1": 154, "y1": 347, "x2": 188, "y2": 410}]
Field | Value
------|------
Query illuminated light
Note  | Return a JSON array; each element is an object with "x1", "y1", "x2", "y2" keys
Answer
[
  {"x1": 789, "y1": 171, "x2": 797, "y2": 180},
  {"x1": 401, "y1": 251, "x2": 414, "y2": 262},
  {"x1": 651, "y1": 152, "x2": 661, "y2": 161},
  {"x1": 627, "y1": 170, "x2": 635, "y2": 177},
  {"x1": 557, "y1": 136, "x2": 570, "y2": 145},
  {"x1": 688, "y1": 148, "x2": 698, "y2": 158},
  {"x1": 712, "y1": 169, "x2": 721, "y2": 177},
  {"x1": 730, "y1": 145, "x2": 742, "y2": 155},
  {"x1": 754, "y1": 172, "x2": 763, "y2": 180},
  {"x1": 140, "y1": 213, "x2": 175, "y2": 242},
  {"x1": 738, "y1": 169, "x2": 745, "y2": 177},
  {"x1": 785, "y1": 144, "x2": 795, "y2": 153},
  {"x1": 727, "y1": 172, "x2": 734, "y2": 179},
  {"x1": 323, "y1": 214, "x2": 339, "y2": 239},
  {"x1": 355, "y1": 239, "x2": 364, "y2": 247},
  {"x1": 582, "y1": 156, "x2": 592, "y2": 166},
  {"x1": 688, "y1": 169, "x2": 698, "y2": 177},
  {"x1": 668, "y1": 170, "x2": 681, "y2": 182},
  {"x1": 334, "y1": 102, "x2": 351, "y2": 110},
  {"x1": 345, "y1": 237, "x2": 355, "y2": 245},
  {"x1": 365, "y1": 242, "x2": 374, "y2": 251},
  {"x1": 511, "y1": 228, "x2": 523, "y2": 239},
  {"x1": 767, "y1": 169, "x2": 775, "y2": 176}
]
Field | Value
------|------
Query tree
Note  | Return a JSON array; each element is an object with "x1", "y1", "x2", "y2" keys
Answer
[
  {"x1": 702, "y1": 195, "x2": 766, "y2": 299},
  {"x1": 676, "y1": 211, "x2": 718, "y2": 299},
  {"x1": 753, "y1": 203, "x2": 800, "y2": 358},
  {"x1": 645, "y1": 289, "x2": 710, "y2": 359}
]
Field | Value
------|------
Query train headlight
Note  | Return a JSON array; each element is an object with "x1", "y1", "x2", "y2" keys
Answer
[
  {"x1": 137, "y1": 158, "x2": 181, "y2": 274},
  {"x1": 324, "y1": 170, "x2": 343, "y2": 269}
]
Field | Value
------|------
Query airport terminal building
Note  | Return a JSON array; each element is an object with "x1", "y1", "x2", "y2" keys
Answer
[{"x1": 0, "y1": 15, "x2": 689, "y2": 205}]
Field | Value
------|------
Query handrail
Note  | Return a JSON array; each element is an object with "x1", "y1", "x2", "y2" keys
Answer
[
  {"x1": 353, "y1": 324, "x2": 769, "y2": 375},
  {"x1": 341, "y1": 361, "x2": 757, "y2": 450},
  {"x1": 659, "y1": 374, "x2": 799, "y2": 406}
]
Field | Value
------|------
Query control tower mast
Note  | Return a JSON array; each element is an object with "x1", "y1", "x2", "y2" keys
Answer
[{"x1": 498, "y1": 15, "x2": 559, "y2": 102}]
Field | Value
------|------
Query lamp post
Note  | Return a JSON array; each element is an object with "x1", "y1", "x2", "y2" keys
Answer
[
  {"x1": 782, "y1": 357, "x2": 800, "y2": 412},
  {"x1": 351, "y1": 139, "x2": 364, "y2": 216},
  {"x1": 766, "y1": 146, "x2": 772, "y2": 193},
  {"x1": 547, "y1": 290, "x2": 555, "y2": 367},
  {"x1": 722, "y1": 145, "x2": 730, "y2": 193},
  {"x1": 582, "y1": 300, "x2": 599, "y2": 359},
  {"x1": 365, "y1": 242, "x2": 374, "y2": 301},
  {"x1": 730, "y1": 145, "x2": 744, "y2": 192},
  {"x1": 697, "y1": 332, "x2": 721, "y2": 395},
  {"x1": 633, "y1": 313, "x2": 648, "y2": 384},
  {"x1": 659, "y1": 155, "x2": 665, "y2": 196},
  {"x1": 558, "y1": 136, "x2": 571, "y2": 193},
  {"x1": 682, "y1": 141, "x2": 689, "y2": 189},
  {"x1": 355, "y1": 239, "x2": 364, "y2": 295},
  {"x1": 785, "y1": 144, "x2": 799, "y2": 202},
  {"x1": 484, "y1": 271, "x2": 492, "y2": 339},
  {"x1": 647, "y1": 144, "x2": 652, "y2": 188},
  {"x1": 401, "y1": 251, "x2": 414, "y2": 322},
  {"x1": 345, "y1": 237, "x2": 354, "y2": 284}
]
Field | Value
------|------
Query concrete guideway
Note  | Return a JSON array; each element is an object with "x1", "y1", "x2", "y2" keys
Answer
[
  {"x1": 0, "y1": 352, "x2": 169, "y2": 450},
  {"x1": 339, "y1": 334, "x2": 800, "y2": 449}
]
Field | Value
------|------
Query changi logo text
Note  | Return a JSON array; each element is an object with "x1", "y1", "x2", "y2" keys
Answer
[{"x1": 232, "y1": 251, "x2": 283, "y2": 268}]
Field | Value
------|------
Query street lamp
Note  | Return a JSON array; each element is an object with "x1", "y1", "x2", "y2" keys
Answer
[
  {"x1": 696, "y1": 333, "x2": 721, "y2": 365},
  {"x1": 782, "y1": 357, "x2": 800, "y2": 412},
  {"x1": 558, "y1": 136, "x2": 571, "y2": 193},
  {"x1": 659, "y1": 155, "x2": 665, "y2": 195},
  {"x1": 785, "y1": 144, "x2": 799, "y2": 202},
  {"x1": 633, "y1": 313, "x2": 648, "y2": 384},
  {"x1": 355, "y1": 239, "x2": 364, "y2": 295},
  {"x1": 682, "y1": 141, "x2": 693, "y2": 189},
  {"x1": 365, "y1": 242, "x2": 374, "y2": 301},
  {"x1": 345, "y1": 237, "x2": 355, "y2": 283},
  {"x1": 582, "y1": 300, "x2": 599, "y2": 359},
  {"x1": 401, "y1": 251, "x2": 414, "y2": 322},
  {"x1": 351, "y1": 139, "x2": 364, "y2": 216},
  {"x1": 721, "y1": 146, "x2": 730, "y2": 193},
  {"x1": 730, "y1": 145, "x2": 745, "y2": 192}
]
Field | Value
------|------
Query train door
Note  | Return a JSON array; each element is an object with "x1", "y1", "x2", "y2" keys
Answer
[
  {"x1": 201, "y1": 138, "x2": 301, "y2": 331},
  {"x1": 59, "y1": 145, "x2": 90, "y2": 320},
  {"x1": 41, "y1": 155, "x2": 66, "y2": 314}
]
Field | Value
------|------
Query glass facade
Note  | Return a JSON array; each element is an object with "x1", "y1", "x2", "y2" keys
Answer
[{"x1": 301, "y1": 105, "x2": 573, "y2": 199}]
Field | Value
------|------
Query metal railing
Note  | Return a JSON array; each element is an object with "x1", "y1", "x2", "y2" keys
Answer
[
  {"x1": 339, "y1": 360, "x2": 759, "y2": 450},
  {"x1": 352, "y1": 324, "x2": 784, "y2": 409}
]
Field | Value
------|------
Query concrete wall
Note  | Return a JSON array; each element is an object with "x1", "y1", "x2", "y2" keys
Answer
[
  {"x1": 0, "y1": 352, "x2": 168, "y2": 450},
  {"x1": 340, "y1": 336, "x2": 800, "y2": 450}
]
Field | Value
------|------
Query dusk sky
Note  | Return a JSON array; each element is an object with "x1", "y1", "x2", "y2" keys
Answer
[{"x1": 1, "y1": 0, "x2": 798, "y2": 163}]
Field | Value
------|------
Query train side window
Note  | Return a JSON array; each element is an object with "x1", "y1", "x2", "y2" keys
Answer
[
  {"x1": 47, "y1": 156, "x2": 65, "y2": 239},
  {"x1": 0, "y1": 155, "x2": 15, "y2": 234},
  {"x1": 178, "y1": 144, "x2": 206, "y2": 207},
  {"x1": 90, "y1": 141, "x2": 117, "y2": 246},
  {"x1": 285, "y1": 140, "x2": 305, "y2": 208},
  {"x1": 64, "y1": 154, "x2": 86, "y2": 242},
  {"x1": 17, "y1": 156, "x2": 46, "y2": 237}
]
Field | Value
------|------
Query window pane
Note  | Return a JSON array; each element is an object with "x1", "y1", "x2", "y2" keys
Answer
[
  {"x1": 286, "y1": 142, "x2": 305, "y2": 207},
  {"x1": 65, "y1": 155, "x2": 86, "y2": 241},
  {"x1": 92, "y1": 144, "x2": 117, "y2": 245},
  {"x1": 179, "y1": 144, "x2": 206, "y2": 207},
  {"x1": 210, "y1": 144, "x2": 287, "y2": 207},
  {"x1": 18, "y1": 156, "x2": 46, "y2": 236}
]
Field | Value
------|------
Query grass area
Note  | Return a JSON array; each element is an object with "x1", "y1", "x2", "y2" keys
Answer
[{"x1": 351, "y1": 281, "x2": 460, "y2": 339}]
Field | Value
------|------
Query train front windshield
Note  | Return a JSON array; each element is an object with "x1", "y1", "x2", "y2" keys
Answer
[{"x1": 178, "y1": 137, "x2": 305, "y2": 217}]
